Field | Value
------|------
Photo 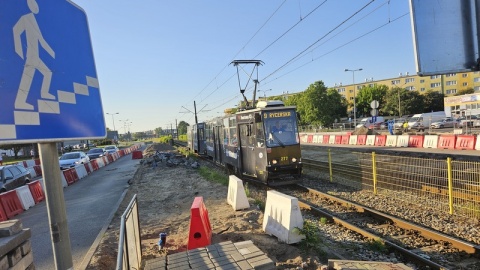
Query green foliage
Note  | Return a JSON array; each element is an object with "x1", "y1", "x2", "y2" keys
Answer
[
  {"x1": 244, "y1": 183, "x2": 250, "y2": 197},
  {"x1": 295, "y1": 81, "x2": 347, "y2": 127},
  {"x1": 254, "y1": 199, "x2": 264, "y2": 211},
  {"x1": 455, "y1": 87, "x2": 475, "y2": 96},
  {"x1": 356, "y1": 84, "x2": 388, "y2": 117},
  {"x1": 422, "y1": 90, "x2": 445, "y2": 112},
  {"x1": 366, "y1": 239, "x2": 387, "y2": 253},
  {"x1": 178, "y1": 134, "x2": 187, "y2": 141},
  {"x1": 177, "y1": 121, "x2": 190, "y2": 135},
  {"x1": 319, "y1": 217, "x2": 328, "y2": 225},
  {"x1": 154, "y1": 127, "x2": 163, "y2": 137},
  {"x1": 384, "y1": 86, "x2": 425, "y2": 116},
  {"x1": 294, "y1": 220, "x2": 324, "y2": 254},
  {"x1": 198, "y1": 167, "x2": 228, "y2": 185}
]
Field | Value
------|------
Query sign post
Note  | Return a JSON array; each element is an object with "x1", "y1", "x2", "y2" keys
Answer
[{"x1": 0, "y1": 1, "x2": 105, "y2": 268}]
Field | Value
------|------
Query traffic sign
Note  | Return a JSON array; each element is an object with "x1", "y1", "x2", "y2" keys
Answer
[
  {"x1": 0, "y1": 0, "x2": 106, "y2": 143},
  {"x1": 370, "y1": 109, "x2": 378, "y2": 117},
  {"x1": 370, "y1": 100, "x2": 379, "y2": 109}
]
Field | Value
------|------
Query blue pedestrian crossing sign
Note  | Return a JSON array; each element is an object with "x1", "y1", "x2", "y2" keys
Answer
[{"x1": 0, "y1": 0, "x2": 106, "y2": 143}]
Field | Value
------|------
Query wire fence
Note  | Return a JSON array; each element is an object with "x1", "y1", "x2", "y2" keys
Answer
[{"x1": 315, "y1": 148, "x2": 480, "y2": 219}]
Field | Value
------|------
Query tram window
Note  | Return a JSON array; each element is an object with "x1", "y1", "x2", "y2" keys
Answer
[{"x1": 229, "y1": 127, "x2": 237, "y2": 146}]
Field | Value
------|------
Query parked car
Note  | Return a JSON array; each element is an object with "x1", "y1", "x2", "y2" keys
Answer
[
  {"x1": 59, "y1": 151, "x2": 90, "y2": 170},
  {"x1": 392, "y1": 118, "x2": 407, "y2": 130},
  {"x1": 86, "y1": 148, "x2": 107, "y2": 159},
  {"x1": 430, "y1": 117, "x2": 460, "y2": 129},
  {"x1": 104, "y1": 145, "x2": 119, "y2": 155},
  {"x1": 457, "y1": 115, "x2": 478, "y2": 128},
  {"x1": 0, "y1": 164, "x2": 31, "y2": 192},
  {"x1": 367, "y1": 122, "x2": 386, "y2": 130}
]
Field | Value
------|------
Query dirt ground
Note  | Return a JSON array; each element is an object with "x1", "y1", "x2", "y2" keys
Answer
[{"x1": 86, "y1": 143, "x2": 322, "y2": 270}]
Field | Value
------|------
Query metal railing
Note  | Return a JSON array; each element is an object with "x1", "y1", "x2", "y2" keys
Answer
[
  {"x1": 116, "y1": 194, "x2": 142, "y2": 270},
  {"x1": 313, "y1": 148, "x2": 480, "y2": 219}
]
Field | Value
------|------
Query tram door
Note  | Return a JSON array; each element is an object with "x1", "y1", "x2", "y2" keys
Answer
[
  {"x1": 214, "y1": 126, "x2": 223, "y2": 164},
  {"x1": 239, "y1": 124, "x2": 255, "y2": 175}
]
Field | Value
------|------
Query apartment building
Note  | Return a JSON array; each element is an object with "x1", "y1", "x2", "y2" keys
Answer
[{"x1": 334, "y1": 71, "x2": 480, "y2": 103}]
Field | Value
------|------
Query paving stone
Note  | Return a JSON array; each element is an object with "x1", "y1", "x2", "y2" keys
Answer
[
  {"x1": 233, "y1": 240, "x2": 254, "y2": 249},
  {"x1": 208, "y1": 250, "x2": 220, "y2": 259},
  {"x1": 235, "y1": 259, "x2": 254, "y2": 270},
  {"x1": 0, "y1": 229, "x2": 31, "y2": 258},
  {"x1": 0, "y1": 255, "x2": 8, "y2": 270},
  {"x1": 9, "y1": 251, "x2": 33, "y2": 270},
  {"x1": 167, "y1": 260, "x2": 190, "y2": 269},
  {"x1": 188, "y1": 255, "x2": 212, "y2": 265},
  {"x1": 0, "y1": 220, "x2": 22, "y2": 237},
  {"x1": 248, "y1": 256, "x2": 275, "y2": 270},
  {"x1": 19, "y1": 240, "x2": 31, "y2": 257},
  {"x1": 242, "y1": 251, "x2": 264, "y2": 260},
  {"x1": 7, "y1": 247, "x2": 21, "y2": 267},
  {"x1": 189, "y1": 260, "x2": 215, "y2": 270}
]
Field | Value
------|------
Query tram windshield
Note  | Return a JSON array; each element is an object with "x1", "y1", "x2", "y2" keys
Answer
[{"x1": 264, "y1": 110, "x2": 299, "y2": 147}]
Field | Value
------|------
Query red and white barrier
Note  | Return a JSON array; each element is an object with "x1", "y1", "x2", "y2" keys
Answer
[
  {"x1": 423, "y1": 135, "x2": 439, "y2": 148},
  {"x1": 366, "y1": 135, "x2": 375, "y2": 146},
  {"x1": 15, "y1": 186, "x2": 35, "y2": 210}
]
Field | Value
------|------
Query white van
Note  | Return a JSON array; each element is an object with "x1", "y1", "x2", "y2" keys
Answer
[
  {"x1": 356, "y1": 116, "x2": 385, "y2": 129},
  {"x1": 408, "y1": 111, "x2": 446, "y2": 131}
]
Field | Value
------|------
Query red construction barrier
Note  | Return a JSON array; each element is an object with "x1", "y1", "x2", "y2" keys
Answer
[
  {"x1": 438, "y1": 135, "x2": 456, "y2": 149},
  {"x1": 408, "y1": 135, "x2": 424, "y2": 148},
  {"x1": 119, "y1": 150, "x2": 125, "y2": 157},
  {"x1": 132, "y1": 151, "x2": 143, "y2": 160},
  {"x1": 34, "y1": 159, "x2": 41, "y2": 166},
  {"x1": 107, "y1": 155, "x2": 114, "y2": 163},
  {"x1": 91, "y1": 159, "x2": 99, "y2": 171},
  {"x1": 84, "y1": 163, "x2": 92, "y2": 174},
  {"x1": 341, "y1": 135, "x2": 350, "y2": 145},
  {"x1": 322, "y1": 135, "x2": 329, "y2": 144},
  {"x1": 22, "y1": 161, "x2": 28, "y2": 168},
  {"x1": 455, "y1": 135, "x2": 476, "y2": 150},
  {"x1": 63, "y1": 170, "x2": 75, "y2": 185},
  {"x1": 357, "y1": 135, "x2": 367, "y2": 145},
  {"x1": 374, "y1": 135, "x2": 386, "y2": 146},
  {"x1": 0, "y1": 204, "x2": 7, "y2": 222},
  {"x1": 27, "y1": 180, "x2": 45, "y2": 204},
  {"x1": 307, "y1": 135, "x2": 313, "y2": 143},
  {"x1": 71, "y1": 169, "x2": 79, "y2": 182},
  {"x1": 0, "y1": 190, "x2": 24, "y2": 218},
  {"x1": 187, "y1": 197, "x2": 212, "y2": 250},
  {"x1": 334, "y1": 135, "x2": 342, "y2": 144},
  {"x1": 33, "y1": 165, "x2": 42, "y2": 176}
]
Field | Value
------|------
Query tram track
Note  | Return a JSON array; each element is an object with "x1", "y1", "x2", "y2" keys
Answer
[
  {"x1": 174, "y1": 141, "x2": 480, "y2": 268},
  {"x1": 276, "y1": 184, "x2": 480, "y2": 269}
]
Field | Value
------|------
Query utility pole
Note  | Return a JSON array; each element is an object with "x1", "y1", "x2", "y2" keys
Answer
[
  {"x1": 175, "y1": 119, "x2": 178, "y2": 139},
  {"x1": 194, "y1": 101, "x2": 199, "y2": 152}
]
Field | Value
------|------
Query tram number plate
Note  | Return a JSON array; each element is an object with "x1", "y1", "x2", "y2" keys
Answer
[{"x1": 280, "y1": 156, "x2": 289, "y2": 164}]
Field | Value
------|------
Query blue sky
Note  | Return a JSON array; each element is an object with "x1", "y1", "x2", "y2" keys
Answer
[{"x1": 72, "y1": 0, "x2": 415, "y2": 133}]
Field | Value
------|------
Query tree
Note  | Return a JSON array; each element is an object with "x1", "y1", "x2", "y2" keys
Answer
[
  {"x1": 154, "y1": 127, "x2": 163, "y2": 137},
  {"x1": 422, "y1": 90, "x2": 445, "y2": 112},
  {"x1": 384, "y1": 87, "x2": 409, "y2": 116},
  {"x1": 355, "y1": 84, "x2": 388, "y2": 117},
  {"x1": 401, "y1": 90, "x2": 425, "y2": 115},
  {"x1": 295, "y1": 81, "x2": 347, "y2": 127},
  {"x1": 0, "y1": 143, "x2": 30, "y2": 158},
  {"x1": 455, "y1": 87, "x2": 475, "y2": 96},
  {"x1": 177, "y1": 121, "x2": 189, "y2": 135}
]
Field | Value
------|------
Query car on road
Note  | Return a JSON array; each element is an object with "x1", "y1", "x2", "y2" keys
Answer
[
  {"x1": 59, "y1": 151, "x2": 90, "y2": 170},
  {"x1": 104, "y1": 145, "x2": 119, "y2": 155},
  {"x1": 86, "y1": 148, "x2": 107, "y2": 159},
  {"x1": 0, "y1": 164, "x2": 31, "y2": 192},
  {"x1": 430, "y1": 117, "x2": 460, "y2": 129},
  {"x1": 457, "y1": 115, "x2": 478, "y2": 128}
]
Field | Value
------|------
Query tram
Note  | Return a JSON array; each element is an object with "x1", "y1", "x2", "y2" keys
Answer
[{"x1": 188, "y1": 100, "x2": 302, "y2": 185}]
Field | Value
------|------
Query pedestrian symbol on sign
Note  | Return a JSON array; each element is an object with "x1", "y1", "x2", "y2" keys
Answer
[{"x1": 14, "y1": 0, "x2": 56, "y2": 110}]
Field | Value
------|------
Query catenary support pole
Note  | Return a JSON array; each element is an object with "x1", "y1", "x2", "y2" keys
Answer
[{"x1": 38, "y1": 142, "x2": 73, "y2": 270}]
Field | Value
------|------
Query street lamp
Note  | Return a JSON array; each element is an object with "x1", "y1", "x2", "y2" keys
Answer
[
  {"x1": 106, "y1": 112, "x2": 119, "y2": 131},
  {"x1": 257, "y1": 89, "x2": 272, "y2": 100},
  {"x1": 344, "y1": 68, "x2": 363, "y2": 128}
]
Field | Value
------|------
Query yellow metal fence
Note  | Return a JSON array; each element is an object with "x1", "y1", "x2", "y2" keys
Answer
[{"x1": 320, "y1": 148, "x2": 480, "y2": 219}]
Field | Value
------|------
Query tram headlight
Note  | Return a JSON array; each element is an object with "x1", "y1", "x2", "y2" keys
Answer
[
  {"x1": 272, "y1": 159, "x2": 278, "y2": 165},
  {"x1": 291, "y1": 157, "x2": 297, "y2": 163}
]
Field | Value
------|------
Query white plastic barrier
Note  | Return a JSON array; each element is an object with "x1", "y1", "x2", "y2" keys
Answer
[
  {"x1": 227, "y1": 175, "x2": 250, "y2": 211},
  {"x1": 476, "y1": 135, "x2": 480, "y2": 150},
  {"x1": 396, "y1": 135, "x2": 409, "y2": 147},
  {"x1": 454, "y1": 129, "x2": 463, "y2": 135},
  {"x1": 385, "y1": 135, "x2": 397, "y2": 146},
  {"x1": 85, "y1": 163, "x2": 93, "y2": 174},
  {"x1": 312, "y1": 135, "x2": 320, "y2": 144},
  {"x1": 15, "y1": 186, "x2": 35, "y2": 210},
  {"x1": 59, "y1": 172, "x2": 68, "y2": 188},
  {"x1": 366, "y1": 135, "x2": 375, "y2": 146},
  {"x1": 349, "y1": 135, "x2": 358, "y2": 145},
  {"x1": 262, "y1": 190, "x2": 305, "y2": 244},
  {"x1": 23, "y1": 160, "x2": 36, "y2": 168},
  {"x1": 75, "y1": 165, "x2": 88, "y2": 179},
  {"x1": 27, "y1": 167, "x2": 37, "y2": 178},
  {"x1": 423, "y1": 135, "x2": 439, "y2": 148},
  {"x1": 96, "y1": 158, "x2": 105, "y2": 168},
  {"x1": 328, "y1": 135, "x2": 335, "y2": 144}
]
